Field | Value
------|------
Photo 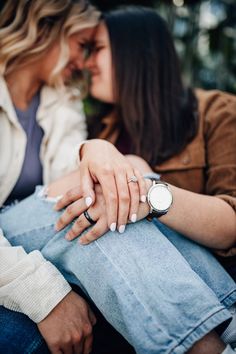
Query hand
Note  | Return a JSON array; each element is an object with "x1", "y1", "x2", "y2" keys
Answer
[
  {"x1": 76, "y1": 139, "x2": 147, "y2": 233},
  {"x1": 55, "y1": 180, "x2": 151, "y2": 245},
  {"x1": 37, "y1": 291, "x2": 96, "y2": 354},
  {"x1": 55, "y1": 184, "x2": 108, "y2": 244}
]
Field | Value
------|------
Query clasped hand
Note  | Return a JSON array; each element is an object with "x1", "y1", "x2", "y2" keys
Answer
[{"x1": 54, "y1": 140, "x2": 151, "y2": 244}]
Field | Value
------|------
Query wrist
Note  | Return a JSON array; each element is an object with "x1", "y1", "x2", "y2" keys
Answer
[{"x1": 146, "y1": 179, "x2": 173, "y2": 219}]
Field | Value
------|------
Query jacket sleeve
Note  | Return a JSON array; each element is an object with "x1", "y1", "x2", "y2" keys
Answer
[
  {"x1": 0, "y1": 228, "x2": 71, "y2": 323},
  {"x1": 203, "y1": 90, "x2": 236, "y2": 212},
  {"x1": 202, "y1": 90, "x2": 236, "y2": 257}
]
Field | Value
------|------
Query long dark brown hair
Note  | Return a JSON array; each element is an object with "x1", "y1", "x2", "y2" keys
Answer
[{"x1": 102, "y1": 6, "x2": 198, "y2": 166}]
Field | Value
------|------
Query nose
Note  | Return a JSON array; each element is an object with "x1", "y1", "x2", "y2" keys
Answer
[
  {"x1": 84, "y1": 52, "x2": 95, "y2": 70},
  {"x1": 74, "y1": 56, "x2": 84, "y2": 70}
]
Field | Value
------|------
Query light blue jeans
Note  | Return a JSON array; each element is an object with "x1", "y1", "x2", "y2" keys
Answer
[{"x1": 0, "y1": 187, "x2": 236, "y2": 354}]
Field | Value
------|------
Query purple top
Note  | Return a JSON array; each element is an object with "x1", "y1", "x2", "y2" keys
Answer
[{"x1": 6, "y1": 92, "x2": 44, "y2": 205}]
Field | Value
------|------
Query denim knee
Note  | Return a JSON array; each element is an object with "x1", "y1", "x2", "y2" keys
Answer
[{"x1": 0, "y1": 307, "x2": 49, "y2": 354}]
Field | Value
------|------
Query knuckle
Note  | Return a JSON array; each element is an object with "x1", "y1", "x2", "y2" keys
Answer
[
  {"x1": 83, "y1": 323, "x2": 93, "y2": 336},
  {"x1": 65, "y1": 190, "x2": 74, "y2": 201},
  {"x1": 63, "y1": 336, "x2": 72, "y2": 346},
  {"x1": 49, "y1": 341, "x2": 60, "y2": 351},
  {"x1": 73, "y1": 331, "x2": 82, "y2": 343},
  {"x1": 88, "y1": 229, "x2": 99, "y2": 239},
  {"x1": 68, "y1": 229, "x2": 76, "y2": 238},
  {"x1": 102, "y1": 166, "x2": 113, "y2": 176},
  {"x1": 116, "y1": 166, "x2": 125, "y2": 175},
  {"x1": 108, "y1": 192, "x2": 117, "y2": 203},
  {"x1": 66, "y1": 205, "x2": 74, "y2": 215},
  {"x1": 75, "y1": 217, "x2": 83, "y2": 228},
  {"x1": 119, "y1": 192, "x2": 129, "y2": 203}
]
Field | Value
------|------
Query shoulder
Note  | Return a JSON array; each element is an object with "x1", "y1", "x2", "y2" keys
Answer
[
  {"x1": 195, "y1": 88, "x2": 236, "y2": 131},
  {"x1": 40, "y1": 85, "x2": 83, "y2": 111}
]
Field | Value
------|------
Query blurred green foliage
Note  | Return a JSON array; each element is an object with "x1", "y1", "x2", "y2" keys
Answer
[{"x1": 91, "y1": 0, "x2": 236, "y2": 93}]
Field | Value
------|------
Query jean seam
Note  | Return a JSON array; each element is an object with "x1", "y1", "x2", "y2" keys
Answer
[
  {"x1": 219, "y1": 289, "x2": 236, "y2": 307},
  {"x1": 7, "y1": 224, "x2": 55, "y2": 239},
  {"x1": 26, "y1": 337, "x2": 45, "y2": 354},
  {"x1": 170, "y1": 307, "x2": 231, "y2": 353}
]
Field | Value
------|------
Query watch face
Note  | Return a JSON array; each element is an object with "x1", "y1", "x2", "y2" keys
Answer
[{"x1": 148, "y1": 183, "x2": 172, "y2": 212}]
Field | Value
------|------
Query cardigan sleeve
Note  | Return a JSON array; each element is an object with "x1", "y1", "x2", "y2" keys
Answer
[{"x1": 0, "y1": 228, "x2": 71, "y2": 323}]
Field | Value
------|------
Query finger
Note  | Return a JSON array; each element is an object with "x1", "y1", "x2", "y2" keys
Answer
[
  {"x1": 61, "y1": 342, "x2": 74, "y2": 354},
  {"x1": 55, "y1": 199, "x2": 86, "y2": 232},
  {"x1": 54, "y1": 186, "x2": 82, "y2": 211},
  {"x1": 97, "y1": 172, "x2": 118, "y2": 232},
  {"x1": 79, "y1": 218, "x2": 108, "y2": 245},
  {"x1": 65, "y1": 213, "x2": 93, "y2": 241},
  {"x1": 83, "y1": 334, "x2": 93, "y2": 354},
  {"x1": 73, "y1": 335, "x2": 84, "y2": 354},
  {"x1": 88, "y1": 308, "x2": 97, "y2": 326},
  {"x1": 115, "y1": 168, "x2": 132, "y2": 233},
  {"x1": 50, "y1": 347, "x2": 63, "y2": 354},
  {"x1": 135, "y1": 169, "x2": 148, "y2": 203},
  {"x1": 127, "y1": 171, "x2": 141, "y2": 223},
  {"x1": 80, "y1": 165, "x2": 95, "y2": 208}
]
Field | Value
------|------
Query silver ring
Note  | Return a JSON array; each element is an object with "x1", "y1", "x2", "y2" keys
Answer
[
  {"x1": 127, "y1": 175, "x2": 138, "y2": 184},
  {"x1": 83, "y1": 210, "x2": 96, "y2": 225}
]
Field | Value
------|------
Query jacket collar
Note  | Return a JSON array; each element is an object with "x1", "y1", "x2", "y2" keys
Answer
[
  {"x1": 37, "y1": 85, "x2": 81, "y2": 122},
  {"x1": 0, "y1": 76, "x2": 19, "y2": 125},
  {"x1": 0, "y1": 75, "x2": 81, "y2": 123}
]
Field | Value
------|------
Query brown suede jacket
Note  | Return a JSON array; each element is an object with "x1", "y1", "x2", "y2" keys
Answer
[{"x1": 99, "y1": 89, "x2": 236, "y2": 266}]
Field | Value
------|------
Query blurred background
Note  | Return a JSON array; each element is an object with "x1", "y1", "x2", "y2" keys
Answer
[{"x1": 91, "y1": 0, "x2": 236, "y2": 94}]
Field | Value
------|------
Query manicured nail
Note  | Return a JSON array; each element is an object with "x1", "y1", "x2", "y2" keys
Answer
[
  {"x1": 53, "y1": 196, "x2": 63, "y2": 210},
  {"x1": 140, "y1": 195, "x2": 146, "y2": 203},
  {"x1": 79, "y1": 238, "x2": 88, "y2": 245},
  {"x1": 131, "y1": 214, "x2": 137, "y2": 223},
  {"x1": 118, "y1": 225, "x2": 126, "y2": 234},
  {"x1": 85, "y1": 196, "x2": 92, "y2": 207},
  {"x1": 110, "y1": 223, "x2": 116, "y2": 232},
  {"x1": 65, "y1": 233, "x2": 71, "y2": 241},
  {"x1": 54, "y1": 223, "x2": 60, "y2": 231}
]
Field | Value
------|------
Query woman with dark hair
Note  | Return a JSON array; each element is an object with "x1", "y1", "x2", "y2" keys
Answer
[{"x1": 0, "y1": 6, "x2": 236, "y2": 354}]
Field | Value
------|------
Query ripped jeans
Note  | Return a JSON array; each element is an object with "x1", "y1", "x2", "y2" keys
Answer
[{"x1": 0, "y1": 186, "x2": 236, "y2": 354}]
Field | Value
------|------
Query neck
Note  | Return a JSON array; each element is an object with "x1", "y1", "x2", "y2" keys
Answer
[{"x1": 5, "y1": 65, "x2": 43, "y2": 110}]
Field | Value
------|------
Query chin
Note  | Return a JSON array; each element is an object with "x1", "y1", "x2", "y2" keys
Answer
[{"x1": 90, "y1": 88, "x2": 113, "y2": 103}]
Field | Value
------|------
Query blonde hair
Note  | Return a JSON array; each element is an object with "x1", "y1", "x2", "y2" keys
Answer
[{"x1": 0, "y1": 0, "x2": 100, "y2": 87}]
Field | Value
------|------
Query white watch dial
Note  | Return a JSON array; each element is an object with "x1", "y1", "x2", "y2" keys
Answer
[{"x1": 149, "y1": 184, "x2": 172, "y2": 212}]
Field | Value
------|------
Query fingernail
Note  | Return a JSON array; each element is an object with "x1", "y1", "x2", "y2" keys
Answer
[
  {"x1": 65, "y1": 233, "x2": 71, "y2": 241},
  {"x1": 131, "y1": 214, "x2": 137, "y2": 223},
  {"x1": 85, "y1": 196, "x2": 92, "y2": 207},
  {"x1": 79, "y1": 238, "x2": 88, "y2": 245},
  {"x1": 54, "y1": 224, "x2": 60, "y2": 231},
  {"x1": 110, "y1": 223, "x2": 116, "y2": 232},
  {"x1": 140, "y1": 195, "x2": 146, "y2": 203},
  {"x1": 118, "y1": 225, "x2": 126, "y2": 233}
]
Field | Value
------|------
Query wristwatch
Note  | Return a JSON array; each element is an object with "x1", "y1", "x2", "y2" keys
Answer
[{"x1": 145, "y1": 176, "x2": 173, "y2": 219}]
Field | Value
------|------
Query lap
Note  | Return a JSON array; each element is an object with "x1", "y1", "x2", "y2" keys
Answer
[{"x1": 0, "y1": 306, "x2": 49, "y2": 354}]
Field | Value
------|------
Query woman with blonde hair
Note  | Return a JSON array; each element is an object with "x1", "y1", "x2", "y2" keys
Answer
[{"x1": 0, "y1": 1, "x2": 102, "y2": 353}]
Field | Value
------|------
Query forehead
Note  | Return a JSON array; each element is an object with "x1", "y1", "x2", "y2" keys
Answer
[
  {"x1": 94, "y1": 22, "x2": 109, "y2": 42},
  {"x1": 70, "y1": 27, "x2": 98, "y2": 42}
]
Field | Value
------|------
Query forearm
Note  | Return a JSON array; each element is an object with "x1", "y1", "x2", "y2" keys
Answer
[
  {"x1": 126, "y1": 154, "x2": 236, "y2": 249},
  {"x1": 159, "y1": 185, "x2": 236, "y2": 249}
]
